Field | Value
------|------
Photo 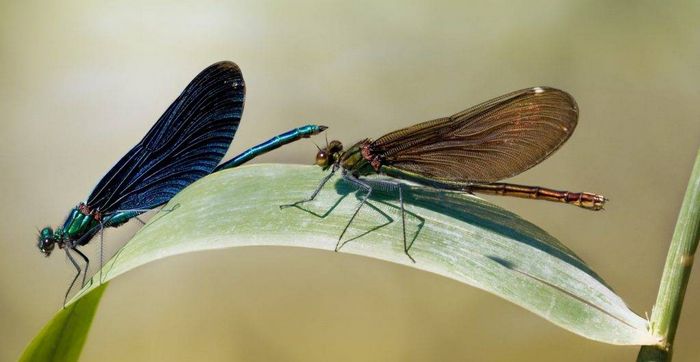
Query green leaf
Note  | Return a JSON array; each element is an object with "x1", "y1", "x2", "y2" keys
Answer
[
  {"x1": 24, "y1": 164, "x2": 660, "y2": 360},
  {"x1": 20, "y1": 283, "x2": 107, "y2": 362}
]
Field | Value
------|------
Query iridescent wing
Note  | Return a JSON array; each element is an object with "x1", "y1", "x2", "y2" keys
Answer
[
  {"x1": 372, "y1": 87, "x2": 577, "y2": 183},
  {"x1": 86, "y1": 61, "x2": 245, "y2": 212}
]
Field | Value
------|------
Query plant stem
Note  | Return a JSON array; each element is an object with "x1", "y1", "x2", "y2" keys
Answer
[{"x1": 638, "y1": 149, "x2": 700, "y2": 362}]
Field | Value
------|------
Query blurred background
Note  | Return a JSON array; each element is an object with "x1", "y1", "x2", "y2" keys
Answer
[{"x1": 2, "y1": 1, "x2": 699, "y2": 361}]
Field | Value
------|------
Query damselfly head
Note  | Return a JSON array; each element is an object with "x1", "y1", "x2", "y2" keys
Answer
[
  {"x1": 37, "y1": 226, "x2": 57, "y2": 257},
  {"x1": 315, "y1": 140, "x2": 343, "y2": 170}
]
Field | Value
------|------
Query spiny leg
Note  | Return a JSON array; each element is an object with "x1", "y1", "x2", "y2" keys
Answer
[
  {"x1": 375, "y1": 197, "x2": 425, "y2": 259},
  {"x1": 64, "y1": 248, "x2": 83, "y2": 306},
  {"x1": 395, "y1": 183, "x2": 413, "y2": 262},
  {"x1": 74, "y1": 248, "x2": 90, "y2": 288},
  {"x1": 280, "y1": 169, "x2": 336, "y2": 209},
  {"x1": 363, "y1": 179, "x2": 414, "y2": 262},
  {"x1": 336, "y1": 173, "x2": 372, "y2": 252},
  {"x1": 98, "y1": 222, "x2": 105, "y2": 283},
  {"x1": 337, "y1": 201, "x2": 394, "y2": 244},
  {"x1": 71, "y1": 223, "x2": 102, "y2": 287}
]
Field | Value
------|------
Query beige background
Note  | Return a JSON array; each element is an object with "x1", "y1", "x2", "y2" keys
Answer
[{"x1": 2, "y1": 1, "x2": 699, "y2": 361}]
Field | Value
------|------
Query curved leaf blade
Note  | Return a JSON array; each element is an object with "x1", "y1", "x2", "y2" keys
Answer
[
  {"x1": 20, "y1": 283, "x2": 107, "y2": 362},
  {"x1": 27, "y1": 164, "x2": 659, "y2": 359}
]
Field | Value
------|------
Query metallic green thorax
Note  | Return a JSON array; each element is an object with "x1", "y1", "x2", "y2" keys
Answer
[
  {"x1": 339, "y1": 141, "x2": 376, "y2": 176},
  {"x1": 314, "y1": 139, "x2": 378, "y2": 176},
  {"x1": 62, "y1": 207, "x2": 100, "y2": 242},
  {"x1": 326, "y1": 139, "x2": 464, "y2": 188},
  {"x1": 37, "y1": 203, "x2": 139, "y2": 256}
]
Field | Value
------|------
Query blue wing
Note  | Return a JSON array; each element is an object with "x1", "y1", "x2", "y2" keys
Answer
[{"x1": 86, "y1": 61, "x2": 245, "y2": 212}]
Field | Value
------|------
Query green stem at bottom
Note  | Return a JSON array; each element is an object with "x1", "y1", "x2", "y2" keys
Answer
[{"x1": 638, "y1": 149, "x2": 700, "y2": 361}]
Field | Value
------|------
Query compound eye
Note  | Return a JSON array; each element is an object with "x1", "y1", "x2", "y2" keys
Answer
[
  {"x1": 37, "y1": 238, "x2": 55, "y2": 256},
  {"x1": 37, "y1": 227, "x2": 56, "y2": 256},
  {"x1": 315, "y1": 151, "x2": 328, "y2": 167}
]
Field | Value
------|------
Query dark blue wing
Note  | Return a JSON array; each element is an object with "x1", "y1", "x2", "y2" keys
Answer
[{"x1": 86, "y1": 61, "x2": 245, "y2": 212}]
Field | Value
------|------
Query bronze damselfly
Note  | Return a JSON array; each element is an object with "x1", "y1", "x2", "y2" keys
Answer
[{"x1": 282, "y1": 87, "x2": 606, "y2": 260}]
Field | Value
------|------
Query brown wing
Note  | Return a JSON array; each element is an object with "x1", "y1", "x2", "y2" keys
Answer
[{"x1": 371, "y1": 87, "x2": 578, "y2": 183}]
